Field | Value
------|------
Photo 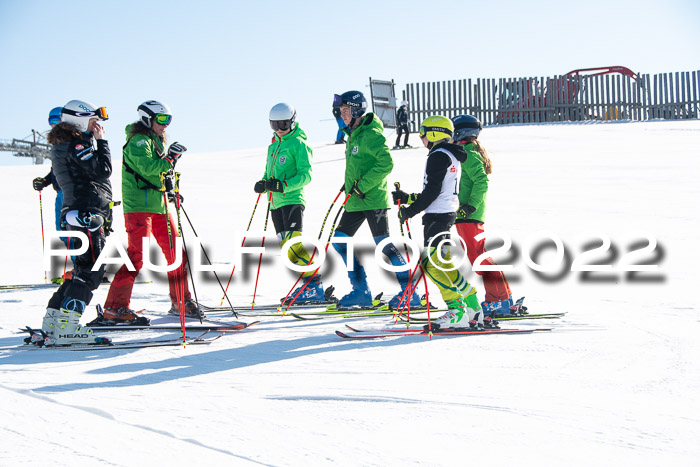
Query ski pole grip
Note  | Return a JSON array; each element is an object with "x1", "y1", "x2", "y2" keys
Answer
[{"x1": 394, "y1": 182, "x2": 400, "y2": 190}]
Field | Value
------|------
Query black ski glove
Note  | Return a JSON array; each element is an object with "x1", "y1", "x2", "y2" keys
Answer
[
  {"x1": 33, "y1": 177, "x2": 50, "y2": 191},
  {"x1": 254, "y1": 180, "x2": 266, "y2": 193},
  {"x1": 398, "y1": 205, "x2": 414, "y2": 223},
  {"x1": 266, "y1": 178, "x2": 285, "y2": 193},
  {"x1": 457, "y1": 204, "x2": 476, "y2": 218},
  {"x1": 165, "y1": 142, "x2": 187, "y2": 166},
  {"x1": 392, "y1": 188, "x2": 409, "y2": 205},
  {"x1": 350, "y1": 181, "x2": 365, "y2": 199}
]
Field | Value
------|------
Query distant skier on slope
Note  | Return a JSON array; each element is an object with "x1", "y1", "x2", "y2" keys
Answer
[
  {"x1": 29, "y1": 100, "x2": 112, "y2": 346},
  {"x1": 392, "y1": 115, "x2": 487, "y2": 330},
  {"x1": 393, "y1": 100, "x2": 412, "y2": 149},
  {"x1": 254, "y1": 103, "x2": 326, "y2": 304},
  {"x1": 451, "y1": 114, "x2": 520, "y2": 317},
  {"x1": 101, "y1": 100, "x2": 200, "y2": 324},
  {"x1": 331, "y1": 90, "x2": 420, "y2": 309}
]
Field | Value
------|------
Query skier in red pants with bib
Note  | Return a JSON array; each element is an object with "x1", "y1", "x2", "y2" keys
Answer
[{"x1": 451, "y1": 115, "x2": 520, "y2": 318}]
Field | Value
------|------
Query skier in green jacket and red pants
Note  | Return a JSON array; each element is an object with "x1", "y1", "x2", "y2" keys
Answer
[{"x1": 451, "y1": 115, "x2": 518, "y2": 317}]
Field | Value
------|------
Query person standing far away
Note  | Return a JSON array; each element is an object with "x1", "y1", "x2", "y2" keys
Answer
[
  {"x1": 392, "y1": 115, "x2": 488, "y2": 331},
  {"x1": 100, "y1": 100, "x2": 201, "y2": 325},
  {"x1": 32, "y1": 107, "x2": 76, "y2": 284},
  {"x1": 394, "y1": 100, "x2": 413, "y2": 149},
  {"x1": 333, "y1": 106, "x2": 347, "y2": 144},
  {"x1": 330, "y1": 90, "x2": 420, "y2": 310},
  {"x1": 451, "y1": 114, "x2": 519, "y2": 318},
  {"x1": 28, "y1": 100, "x2": 112, "y2": 346},
  {"x1": 253, "y1": 103, "x2": 325, "y2": 304}
]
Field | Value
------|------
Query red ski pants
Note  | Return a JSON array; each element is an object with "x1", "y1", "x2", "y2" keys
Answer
[
  {"x1": 455, "y1": 222, "x2": 512, "y2": 303},
  {"x1": 104, "y1": 212, "x2": 190, "y2": 309}
]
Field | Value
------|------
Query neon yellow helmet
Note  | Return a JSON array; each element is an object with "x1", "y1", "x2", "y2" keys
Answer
[{"x1": 419, "y1": 115, "x2": 454, "y2": 142}]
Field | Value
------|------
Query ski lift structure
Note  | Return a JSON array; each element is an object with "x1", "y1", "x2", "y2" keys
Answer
[{"x1": 0, "y1": 130, "x2": 51, "y2": 164}]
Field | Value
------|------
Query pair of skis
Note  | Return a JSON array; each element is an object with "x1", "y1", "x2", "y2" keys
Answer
[
  {"x1": 12, "y1": 321, "x2": 259, "y2": 351},
  {"x1": 336, "y1": 324, "x2": 552, "y2": 339}
]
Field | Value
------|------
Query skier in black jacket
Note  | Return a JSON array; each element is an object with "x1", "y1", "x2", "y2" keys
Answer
[
  {"x1": 394, "y1": 100, "x2": 412, "y2": 149},
  {"x1": 29, "y1": 100, "x2": 112, "y2": 347}
]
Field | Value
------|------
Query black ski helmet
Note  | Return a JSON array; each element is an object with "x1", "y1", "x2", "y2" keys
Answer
[
  {"x1": 333, "y1": 91, "x2": 367, "y2": 118},
  {"x1": 451, "y1": 114, "x2": 482, "y2": 141}
]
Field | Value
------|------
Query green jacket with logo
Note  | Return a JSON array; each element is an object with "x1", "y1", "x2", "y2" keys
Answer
[
  {"x1": 121, "y1": 124, "x2": 172, "y2": 214},
  {"x1": 457, "y1": 141, "x2": 489, "y2": 223},
  {"x1": 263, "y1": 123, "x2": 312, "y2": 209},
  {"x1": 342, "y1": 113, "x2": 393, "y2": 212}
]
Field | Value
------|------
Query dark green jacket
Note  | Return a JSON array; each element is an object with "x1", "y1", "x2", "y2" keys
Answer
[
  {"x1": 342, "y1": 113, "x2": 393, "y2": 212},
  {"x1": 457, "y1": 141, "x2": 489, "y2": 223},
  {"x1": 264, "y1": 123, "x2": 312, "y2": 209},
  {"x1": 121, "y1": 124, "x2": 172, "y2": 214}
]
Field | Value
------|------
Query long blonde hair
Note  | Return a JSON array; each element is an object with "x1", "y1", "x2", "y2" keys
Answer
[{"x1": 466, "y1": 138, "x2": 492, "y2": 174}]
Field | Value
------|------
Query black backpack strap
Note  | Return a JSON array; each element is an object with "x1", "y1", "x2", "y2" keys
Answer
[{"x1": 122, "y1": 134, "x2": 164, "y2": 191}]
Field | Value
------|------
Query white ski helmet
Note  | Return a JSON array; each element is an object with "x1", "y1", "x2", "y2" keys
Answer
[
  {"x1": 61, "y1": 100, "x2": 107, "y2": 132},
  {"x1": 138, "y1": 100, "x2": 172, "y2": 128},
  {"x1": 400, "y1": 100, "x2": 408, "y2": 107},
  {"x1": 269, "y1": 102, "x2": 296, "y2": 131}
]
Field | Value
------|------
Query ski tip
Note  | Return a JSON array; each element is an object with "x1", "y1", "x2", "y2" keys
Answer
[{"x1": 335, "y1": 330, "x2": 350, "y2": 338}]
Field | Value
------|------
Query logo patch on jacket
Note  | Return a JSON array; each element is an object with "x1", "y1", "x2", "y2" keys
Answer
[
  {"x1": 279, "y1": 156, "x2": 287, "y2": 165},
  {"x1": 352, "y1": 145, "x2": 359, "y2": 155},
  {"x1": 136, "y1": 139, "x2": 148, "y2": 147},
  {"x1": 75, "y1": 144, "x2": 84, "y2": 151}
]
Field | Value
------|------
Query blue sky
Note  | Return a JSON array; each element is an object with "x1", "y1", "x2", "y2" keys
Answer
[{"x1": 1, "y1": 0, "x2": 698, "y2": 158}]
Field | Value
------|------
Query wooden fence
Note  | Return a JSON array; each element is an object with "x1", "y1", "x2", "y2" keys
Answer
[{"x1": 403, "y1": 70, "x2": 700, "y2": 131}]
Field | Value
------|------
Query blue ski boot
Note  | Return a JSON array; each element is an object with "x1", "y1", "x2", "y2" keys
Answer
[
  {"x1": 288, "y1": 275, "x2": 325, "y2": 304},
  {"x1": 481, "y1": 296, "x2": 517, "y2": 318},
  {"x1": 388, "y1": 284, "x2": 421, "y2": 310},
  {"x1": 338, "y1": 265, "x2": 373, "y2": 308}
]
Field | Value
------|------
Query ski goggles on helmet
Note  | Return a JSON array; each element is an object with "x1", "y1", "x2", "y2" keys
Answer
[
  {"x1": 48, "y1": 116, "x2": 61, "y2": 126},
  {"x1": 62, "y1": 106, "x2": 109, "y2": 121},
  {"x1": 154, "y1": 113, "x2": 172, "y2": 126},
  {"x1": 419, "y1": 126, "x2": 453, "y2": 138},
  {"x1": 332, "y1": 94, "x2": 344, "y2": 108},
  {"x1": 270, "y1": 120, "x2": 291, "y2": 131}
]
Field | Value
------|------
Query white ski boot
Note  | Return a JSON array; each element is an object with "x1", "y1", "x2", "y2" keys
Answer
[{"x1": 43, "y1": 308, "x2": 101, "y2": 346}]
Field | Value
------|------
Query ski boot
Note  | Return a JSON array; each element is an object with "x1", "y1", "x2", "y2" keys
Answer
[
  {"x1": 284, "y1": 275, "x2": 325, "y2": 305},
  {"x1": 169, "y1": 298, "x2": 206, "y2": 319},
  {"x1": 388, "y1": 284, "x2": 421, "y2": 310},
  {"x1": 338, "y1": 288, "x2": 373, "y2": 308},
  {"x1": 40, "y1": 307, "x2": 108, "y2": 346},
  {"x1": 90, "y1": 305, "x2": 150, "y2": 326},
  {"x1": 424, "y1": 297, "x2": 470, "y2": 331}
]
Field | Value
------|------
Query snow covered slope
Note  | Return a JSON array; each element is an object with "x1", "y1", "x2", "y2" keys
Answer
[{"x1": 1, "y1": 121, "x2": 699, "y2": 466}]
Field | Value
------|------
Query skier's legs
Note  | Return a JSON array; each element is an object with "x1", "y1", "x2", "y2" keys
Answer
[
  {"x1": 402, "y1": 124, "x2": 410, "y2": 146},
  {"x1": 104, "y1": 212, "x2": 151, "y2": 309},
  {"x1": 455, "y1": 222, "x2": 511, "y2": 301}
]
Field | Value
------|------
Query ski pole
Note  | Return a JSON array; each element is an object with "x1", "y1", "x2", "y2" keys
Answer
[
  {"x1": 161, "y1": 172, "x2": 186, "y2": 341},
  {"x1": 38, "y1": 191, "x2": 47, "y2": 282},
  {"x1": 392, "y1": 181, "x2": 414, "y2": 314},
  {"x1": 278, "y1": 187, "x2": 345, "y2": 310},
  {"x1": 393, "y1": 192, "x2": 432, "y2": 333},
  {"x1": 220, "y1": 193, "x2": 262, "y2": 305},
  {"x1": 180, "y1": 204, "x2": 238, "y2": 318},
  {"x1": 172, "y1": 174, "x2": 202, "y2": 325},
  {"x1": 251, "y1": 193, "x2": 272, "y2": 309},
  {"x1": 282, "y1": 193, "x2": 350, "y2": 313}
]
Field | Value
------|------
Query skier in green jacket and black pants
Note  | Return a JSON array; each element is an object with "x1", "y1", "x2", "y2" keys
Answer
[
  {"x1": 254, "y1": 103, "x2": 324, "y2": 303},
  {"x1": 331, "y1": 91, "x2": 420, "y2": 309}
]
